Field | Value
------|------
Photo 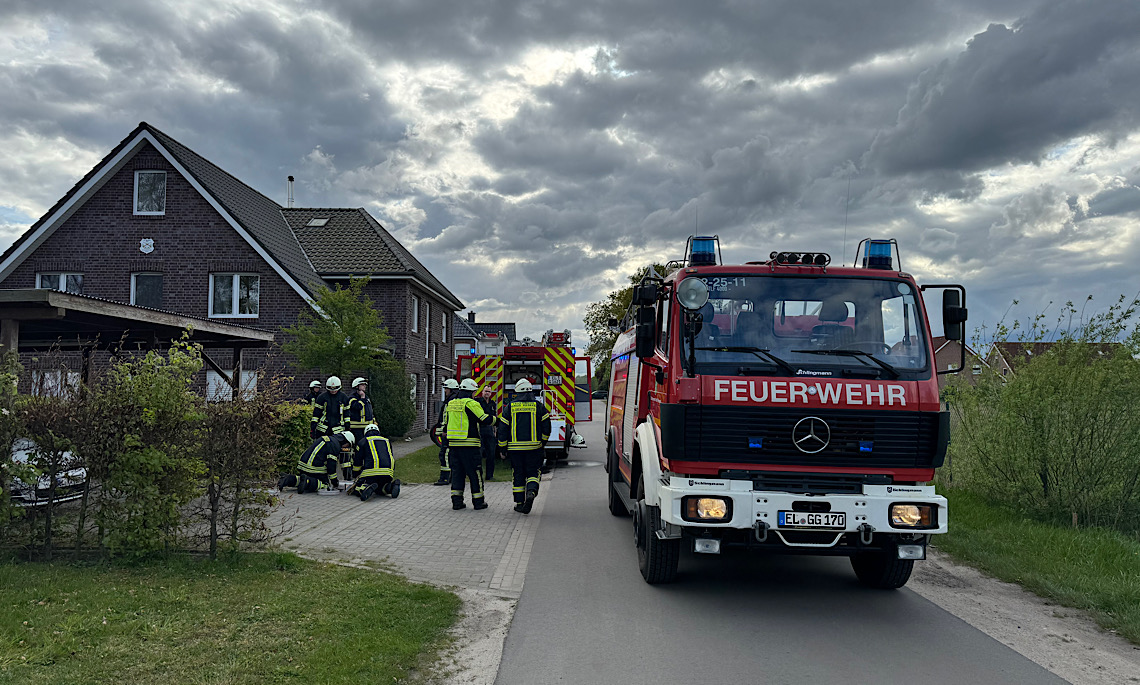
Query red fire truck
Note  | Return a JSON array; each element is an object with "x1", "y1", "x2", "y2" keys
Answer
[
  {"x1": 458, "y1": 330, "x2": 591, "y2": 461},
  {"x1": 605, "y1": 236, "x2": 967, "y2": 586}
]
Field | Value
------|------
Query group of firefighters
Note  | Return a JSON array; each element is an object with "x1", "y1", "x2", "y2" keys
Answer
[{"x1": 279, "y1": 374, "x2": 550, "y2": 514}]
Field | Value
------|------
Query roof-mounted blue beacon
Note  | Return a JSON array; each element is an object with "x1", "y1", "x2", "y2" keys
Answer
[
  {"x1": 859, "y1": 238, "x2": 896, "y2": 270},
  {"x1": 686, "y1": 235, "x2": 721, "y2": 266}
]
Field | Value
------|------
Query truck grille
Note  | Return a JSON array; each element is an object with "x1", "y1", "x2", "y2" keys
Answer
[{"x1": 660, "y1": 405, "x2": 946, "y2": 469}]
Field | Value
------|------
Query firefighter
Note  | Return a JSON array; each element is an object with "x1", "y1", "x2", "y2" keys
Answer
[
  {"x1": 441, "y1": 378, "x2": 493, "y2": 510},
  {"x1": 302, "y1": 379, "x2": 322, "y2": 404},
  {"x1": 432, "y1": 378, "x2": 460, "y2": 486},
  {"x1": 351, "y1": 423, "x2": 400, "y2": 501},
  {"x1": 497, "y1": 378, "x2": 550, "y2": 514},
  {"x1": 278, "y1": 431, "x2": 356, "y2": 493},
  {"x1": 477, "y1": 385, "x2": 499, "y2": 480},
  {"x1": 346, "y1": 376, "x2": 374, "y2": 476},
  {"x1": 312, "y1": 375, "x2": 350, "y2": 440}
]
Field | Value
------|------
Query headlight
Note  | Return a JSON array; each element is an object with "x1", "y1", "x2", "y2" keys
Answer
[
  {"x1": 682, "y1": 496, "x2": 732, "y2": 522},
  {"x1": 889, "y1": 503, "x2": 936, "y2": 529}
]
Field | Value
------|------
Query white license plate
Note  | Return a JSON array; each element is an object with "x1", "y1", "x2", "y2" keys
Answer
[{"x1": 778, "y1": 511, "x2": 846, "y2": 529}]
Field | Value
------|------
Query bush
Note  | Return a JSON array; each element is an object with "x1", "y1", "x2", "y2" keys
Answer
[
  {"x1": 275, "y1": 400, "x2": 312, "y2": 474},
  {"x1": 944, "y1": 296, "x2": 1140, "y2": 533},
  {"x1": 370, "y1": 357, "x2": 416, "y2": 438}
]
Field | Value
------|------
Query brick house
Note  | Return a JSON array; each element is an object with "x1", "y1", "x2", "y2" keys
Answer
[
  {"x1": 449, "y1": 312, "x2": 519, "y2": 365},
  {"x1": 931, "y1": 336, "x2": 984, "y2": 390},
  {"x1": 0, "y1": 122, "x2": 462, "y2": 432}
]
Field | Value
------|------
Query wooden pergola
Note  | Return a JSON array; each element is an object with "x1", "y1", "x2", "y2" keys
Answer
[{"x1": 0, "y1": 289, "x2": 276, "y2": 391}]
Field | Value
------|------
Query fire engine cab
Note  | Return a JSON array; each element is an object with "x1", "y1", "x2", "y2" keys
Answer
[
  {"x1": 459, "y1": 329, "x2": 591, "y2": 461},
  {"x1": 605, "y1": 236, "x2": 968, "y2": 586}
]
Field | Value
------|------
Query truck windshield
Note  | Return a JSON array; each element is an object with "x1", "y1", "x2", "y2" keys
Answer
[{"x1": 678, "y1": 275, "x2": 930, "y2": 377}]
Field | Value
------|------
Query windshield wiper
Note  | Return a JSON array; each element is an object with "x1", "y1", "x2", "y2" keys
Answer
[
  {"x1": 695, "y1": 346, "x2": 798, "y2": 376},
  {"x1": 790, "y1": 349, "x2": 900, "y2": 379}
]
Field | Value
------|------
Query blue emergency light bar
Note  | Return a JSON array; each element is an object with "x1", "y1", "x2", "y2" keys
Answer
[
  {"x1": 686, "y1": 235, "x2": 720, "y2": 266},
  {"x1": 854, "y1": 238, "x2": 899, "y2": 270}
]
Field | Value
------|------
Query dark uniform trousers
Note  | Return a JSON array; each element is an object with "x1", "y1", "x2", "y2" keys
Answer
[
  {"x1": 449, "y1": 446, "x2": 484, "y2": 506},
  {"x1": 510, "y1": 448, "x2": 544, "y2": 503}
]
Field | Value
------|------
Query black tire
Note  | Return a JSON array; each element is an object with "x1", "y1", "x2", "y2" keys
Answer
[
  {"x1": 607, "y1": 441, "x2": 628, "y2": 517},
  {"x1": 635, "y1": 477, "x2": 679, "y2": 584},
  {"x1": 851, "y1": 549, "x2": 914, "y2": 589}
]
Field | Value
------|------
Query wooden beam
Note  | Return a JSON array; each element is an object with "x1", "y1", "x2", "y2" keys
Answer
[
  {"x1": 0, "y1": 320, "x2": 18, "y2": 353},
  {"x1": 200, "y1": 353, "x2": 235, "y2": 388},
  {"x1": 0, "y1": 307, "x2": 66, "y2": 320}
]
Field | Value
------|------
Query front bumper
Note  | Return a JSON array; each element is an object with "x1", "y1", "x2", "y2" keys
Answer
[{"x1": 659, "y1": 476, "x2": 947, "y2": 544}]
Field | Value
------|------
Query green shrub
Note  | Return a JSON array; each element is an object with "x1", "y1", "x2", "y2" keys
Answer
[
  {"x1": 370, "y1": 357, "x2": 416, "y2": 438},
  {"x1": 274, "y1": 400, "x2": 312, "y2": 474},
  {"x1": 944, "y1": 296, "x2": 1140, "y2": 533}
]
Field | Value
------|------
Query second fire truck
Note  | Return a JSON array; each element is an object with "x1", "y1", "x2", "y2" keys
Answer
[{"x1": 605, "y1": 236, "x2": 967, "y2": 587}]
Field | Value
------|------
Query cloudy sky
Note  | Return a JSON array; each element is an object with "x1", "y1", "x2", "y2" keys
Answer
[{"x1": 2, "y1": 0, "x2": 1140, "y2": 347}]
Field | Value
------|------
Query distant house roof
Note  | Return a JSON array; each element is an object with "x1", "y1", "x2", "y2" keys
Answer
[
  {"x1": 0, "y1": 122, "x2": 461, "y2": 311},
  {"x1": 930, "y1": 336, "x2": 980, "y2": 356},
  {"x1": 990, "y1": 341, "x2": 1126, "y2": 370},
  {"x1": 282, "y1": 208, "x2": 462, "y2": 309},
  {"x1": 470, "y1": 322, "x2": 517, "y2": 343},
  {"x1": 452, "y1": 313, "x2": 479, "y2": 340}
]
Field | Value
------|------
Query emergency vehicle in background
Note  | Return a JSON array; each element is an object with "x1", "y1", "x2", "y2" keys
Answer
[
  {"x1": 605, "y1": 236, "x2": 968, "y2": 586},
  {"x1": 459, "y1": 329, "x2": 592, "y2": 461}
]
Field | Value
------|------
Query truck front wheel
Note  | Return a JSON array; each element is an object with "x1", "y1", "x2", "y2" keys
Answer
[
  {"x1": 634, "y1": 478, "x2": 679, "y2": 584},
  {"x1": 851, "y1": 549, "x2": 914, "y2": 589},
  {"x1": 607, "y1": 441, "x2": 627, "y2": 517}
]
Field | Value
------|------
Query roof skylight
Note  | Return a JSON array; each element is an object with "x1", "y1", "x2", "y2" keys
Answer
[{"x1": 306, "y1": 218, "x2": 329, "y2": 227}]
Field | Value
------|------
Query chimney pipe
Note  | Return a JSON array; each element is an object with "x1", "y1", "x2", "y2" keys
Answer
[
  {"x1": 467, "y1": 311, "x2": 475, "y2": 323},
  {"x1": 287, "y1": 176, "x2": 295, "y2": 208}
]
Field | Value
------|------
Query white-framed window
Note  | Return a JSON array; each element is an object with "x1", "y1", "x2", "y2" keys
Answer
[
  {"x1": 431, "y1": 344, "x2": 437, "y2": 391},
  {"x1": 36, "y1": 273, "x2": 83, "y2": 294},
  {"x1": 131, "y1": 273, "x2": 163, "y2": 309},
  {"x1": 209, "y1": 273, "x2": 259, "y2": 318},
  {"x1": 134, "y1": 170, "x2": 167, "y2": 215},
  {"x1": 30, "y1": 370, "x2": 81, "y2": 397},
  {"x1": 973, "y1": 364, "x2": 982, "y2": 375},
  {"x1": 205, "y1": 369, "x2": 257, "y2": 401},
  {"x1": 442, "y1": 313, "x2": 447, "y2": 343},
  {"x1": 411, "y1": 295, "x2": 420, "y2": 333},
  {"x1": 425, "y1": 302, "x2": 431, "y2": 357},
  {"x1": 409, "y1": 373, "x2": 418, "y2": 401}
]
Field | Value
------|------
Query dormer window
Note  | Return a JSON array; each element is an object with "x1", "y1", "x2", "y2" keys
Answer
[{"x1": 134, "y1": 170, "x2": 166, "y2": 215}]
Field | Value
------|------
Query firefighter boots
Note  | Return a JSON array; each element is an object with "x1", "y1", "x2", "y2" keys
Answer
[{"x1": 358, "y1": 483, "x2": 378, "y2": 502}]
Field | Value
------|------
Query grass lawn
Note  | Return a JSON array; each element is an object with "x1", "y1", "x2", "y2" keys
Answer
[
  {"x1": 937, "y1": 487, "x2": 1140, "y2": 645},
  {"x1": 397, "y1": 446, "x2": 512, "y2": 483},
  {"x1": 0, "y1": 552, "x2": 461, "y2": 684}
]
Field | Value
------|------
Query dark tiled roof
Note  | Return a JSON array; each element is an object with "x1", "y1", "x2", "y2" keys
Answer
[
  {"x1": 282, "y1": 207, "x2": 462, "y2": 310},
  {"x1": 452, "y1": 313, "x2": 479, "y2": 340},
  {"x1": 146, "y1": 124, "x2": 325, "y2": 296},
  {"x1": 470, "y1": 322, "x2": 517, "y2": 343}
]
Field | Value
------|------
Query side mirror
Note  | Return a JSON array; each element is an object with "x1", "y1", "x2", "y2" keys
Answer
[
  {"x1": 632, "y1": 283, "x2": 658, "y2": 306},
  {"x1": 635, "y1": 305, "x2": 656, "y2": 359},
  {"x1": 943, "y1": 290, "x2": 968, "y2": 342}
]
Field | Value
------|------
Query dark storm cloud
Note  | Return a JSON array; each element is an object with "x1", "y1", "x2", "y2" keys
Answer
[{"x1": 868, "y1": 2, "x2": 1140, "y2": 177}]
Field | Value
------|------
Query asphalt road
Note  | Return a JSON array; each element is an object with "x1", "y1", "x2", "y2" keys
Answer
[{"x1": 495, "y1": 401, "x2": 1067, "y2": 685}]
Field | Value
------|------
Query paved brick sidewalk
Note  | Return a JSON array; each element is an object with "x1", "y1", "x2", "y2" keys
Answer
[{"x1": 273, "y1": 470, "x2": 549, "y2": 597}]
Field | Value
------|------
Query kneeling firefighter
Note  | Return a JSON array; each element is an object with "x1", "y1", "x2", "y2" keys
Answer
[
  {"x1": 351, "y1": 423, "x2": 401, "y2": 501},
  {"x1": 278, "y1": 431, "x2": 356, "y2": 493},
  {"x1": 442, "y1": 378, "x2": 493, "y2": 510},
  {"x1": 497, "y1": 378, "x2": 550, "y2": 514}
]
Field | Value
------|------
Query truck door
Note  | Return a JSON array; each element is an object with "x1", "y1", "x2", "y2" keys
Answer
[{"x1": 574, "y1": 357, "x2": 592, "y2": 422}]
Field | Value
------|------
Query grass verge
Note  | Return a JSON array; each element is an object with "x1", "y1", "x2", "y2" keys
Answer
[
  {"x1": 936, "y1": 487, "x2": 1140, "y2": 645},
  {"x1": 0, "y1": 552, "x2": 461, "y2": 684},
  {"x1": 397, "y1": 446, "x2": 512, "y2": 483}
]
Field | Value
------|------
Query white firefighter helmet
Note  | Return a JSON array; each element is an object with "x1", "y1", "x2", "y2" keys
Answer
[
  {"x1": 459, "y1": 378, "x2": 479, "y2": 391},
  {"x1": 514, "y1": 379, "x2": 533, "y2": 393},
  {"x1": 338, "y1": 431, "x2": 356, "y2": 446},
  {"x1": 443, "y1": 378, "x2": 459, "y2": 389},
  {"x1": 364, "y1": 423, "x2": 380, "y2": 434},
  {"x1": 351, "y1": 377, "x2": 367, "y2": 389},
  {"x1": 326, "y1": 376, "x2": 342, "y2": 391},
  {"x1": 309, "y1": 380, "x2": 321, "y2": 389}
]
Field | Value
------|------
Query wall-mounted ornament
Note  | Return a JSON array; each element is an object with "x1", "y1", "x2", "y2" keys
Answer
[{"x1": 140, "y1": 238, "x2": 155, "y2": 254}]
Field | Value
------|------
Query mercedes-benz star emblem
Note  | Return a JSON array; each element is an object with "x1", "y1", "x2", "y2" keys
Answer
[{"x1": 792, "y1": 416, "x2": 830, "y2": 454}]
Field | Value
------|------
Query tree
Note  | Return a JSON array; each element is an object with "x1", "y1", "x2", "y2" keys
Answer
[
  {"x1": 282, "y1": 277, "x2": 390, "y2": 379},
  {"x1": 583, "y1": 264, "x2": 664, "y2": 389}
]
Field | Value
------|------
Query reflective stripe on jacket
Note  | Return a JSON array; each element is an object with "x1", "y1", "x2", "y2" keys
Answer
[
  {"x1": 313, "y1": 390, "x2": 350, "y2": 433},
  {"x1": 497, "y1": 399, "x2": 551, "y2": 451},
  {"x1": 358, "y1": 435, "x2": 394, "y2": 478},
  {"x1": 347, "y1": 395, "x2": 374, "y2": 429},
  {"x1": 442, "y1": 396, "x2": 491, "y2": 447},
  {"x1": 298, "y1": 436, "x2": 338, "y2": 474}
]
